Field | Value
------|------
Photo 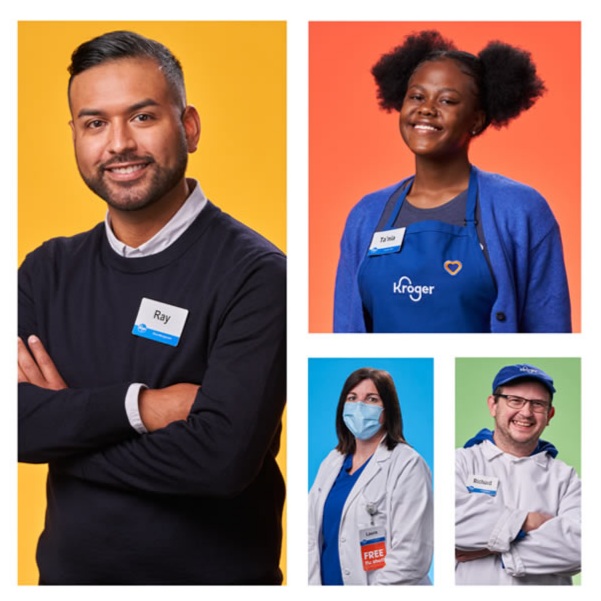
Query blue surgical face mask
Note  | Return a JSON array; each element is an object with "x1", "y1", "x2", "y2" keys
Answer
[{"x1": 343, "y1": 401, "x2": 384, "y2": 441}]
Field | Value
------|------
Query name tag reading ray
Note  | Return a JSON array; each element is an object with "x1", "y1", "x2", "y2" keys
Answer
[{"x1": 132, "y1": 298, "x2": 189, "y2": 347}]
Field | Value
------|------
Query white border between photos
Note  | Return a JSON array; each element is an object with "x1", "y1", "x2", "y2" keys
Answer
[{"x1": 3, "y1": 0, "x2": 599, "y2": 598}]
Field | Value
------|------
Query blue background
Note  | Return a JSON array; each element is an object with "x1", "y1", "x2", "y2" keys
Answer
[
  {"x1": 308, "y1": 357, "x2": 435, "y2": 582},
  {"x1": 308, "y1": 357, "x2": 434, "y2": 487}
]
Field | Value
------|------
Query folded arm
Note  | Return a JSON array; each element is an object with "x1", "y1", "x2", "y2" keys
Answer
[
  {"x1": 18, "y1": 336, "x2": 197, "y2": 462},
  {"x1": 18, "y1": 336, "x2": 136, "y2": 462},
  {"x1": 52, "y1": 254, "x2": 286, "y2": 498},
  {"x1": 18, "y1": 252, "x2": 142, "y2": 462},
  {"x1": 500, "y1": 470, "x2": 581, "y2": 577},
  {"x1": 455, "y1": 452, "x2": 581, "y2": 576}
]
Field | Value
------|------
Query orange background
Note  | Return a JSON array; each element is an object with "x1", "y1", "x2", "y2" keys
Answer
[{"x1": 309, "y1": 21, "x2": 581, "y2": 332}]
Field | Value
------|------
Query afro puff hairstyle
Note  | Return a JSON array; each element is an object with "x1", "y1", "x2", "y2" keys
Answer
[{"x1": 371, "y1": 30, "x2": 546, "y2": 132}]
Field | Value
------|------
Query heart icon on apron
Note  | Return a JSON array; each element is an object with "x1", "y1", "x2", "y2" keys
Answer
[{"x1": 444, "y1": 260, "x2": 463, "y2": 276}]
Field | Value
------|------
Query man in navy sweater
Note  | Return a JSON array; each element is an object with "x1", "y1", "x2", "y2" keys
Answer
[{"x1": 18, "y1": 30, "x2": 286, "y2": 584}]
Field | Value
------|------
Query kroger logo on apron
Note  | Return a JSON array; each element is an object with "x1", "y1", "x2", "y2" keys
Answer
[{"x1": 392, "y1": 276, "x2": 435, "y2": 302}]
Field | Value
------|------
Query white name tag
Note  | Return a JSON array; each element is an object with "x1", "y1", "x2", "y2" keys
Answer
[
  {"x1": 132, "y1": 298, "x2": 189, "y2": 347},
  {"x1": 367, "y1": 227, "x2": 406, "y2": 256},
  {"x1": 467, "y1": 474, "x2": 499, "y2": 496}
]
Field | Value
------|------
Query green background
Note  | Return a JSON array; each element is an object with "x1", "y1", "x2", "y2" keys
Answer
[{"x1": 456, "y1": 357, "x2": 582, "y2": 585}]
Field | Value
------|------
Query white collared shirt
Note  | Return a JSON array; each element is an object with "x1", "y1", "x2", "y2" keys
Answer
[
  {"x1": 104, "y1": 179, "x2": 207, "y2": 257},
  {"x1": 455, "y1": 440, "x2": 581, "y2": 584},
  {"x1": 104, "y1": 179, "x2": 207, "y2": 433}
]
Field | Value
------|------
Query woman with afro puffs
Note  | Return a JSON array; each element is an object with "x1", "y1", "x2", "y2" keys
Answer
[{"x1": 333, "y1": 30, "x2": 571, "y2": 333}]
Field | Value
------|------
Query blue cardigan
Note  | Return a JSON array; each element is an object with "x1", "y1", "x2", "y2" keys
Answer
[{"x1": 333, "y1": 167, "x2": 571, "y2": 333}]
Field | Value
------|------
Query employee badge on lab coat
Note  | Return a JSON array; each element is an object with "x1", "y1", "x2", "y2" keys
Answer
[{"x1": 359, "y1": 527, "x2": 387, "y2": 571}]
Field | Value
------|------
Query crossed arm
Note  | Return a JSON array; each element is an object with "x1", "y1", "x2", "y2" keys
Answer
[
  {"x1": 455, "y1": 454, "x2": 581, "y2": 576},
  {"x1": 455, "y1": 511, "x2": 553, "y2": 562},
  {"x1": 18, "y1": 251, "x2": 286, "y2": 497},
  {"x1": 18, "y1": 335, "x2": 198, "y2": 432}
]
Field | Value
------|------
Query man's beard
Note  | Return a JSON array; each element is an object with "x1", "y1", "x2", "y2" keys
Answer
[{"x1": 78, "y1": 139, "x2": 188, "y2": 212}]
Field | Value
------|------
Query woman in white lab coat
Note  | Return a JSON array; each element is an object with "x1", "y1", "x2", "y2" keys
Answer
[{"x1": 308, "y1": 368, "x2": 433, "y2": 585}]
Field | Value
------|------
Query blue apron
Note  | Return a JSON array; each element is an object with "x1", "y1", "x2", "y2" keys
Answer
[{"x1": 357, "y1": 168, "x2": 496, "y2": 333}]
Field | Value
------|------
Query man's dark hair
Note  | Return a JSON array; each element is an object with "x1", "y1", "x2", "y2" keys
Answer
[
  {"x1": 68, "y1": 30, "x2": 186, "y2": 106},
  {"x1": 335, "y1": 367, "x2": 407, "y2": 454}
]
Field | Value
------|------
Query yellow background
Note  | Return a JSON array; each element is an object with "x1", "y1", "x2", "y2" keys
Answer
[{"x1": 18, "y1": 21, "x2": 286, "y2": 585}]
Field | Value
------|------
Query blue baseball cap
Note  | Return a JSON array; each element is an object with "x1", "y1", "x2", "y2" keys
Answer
[{"x1": 492, "y1": 364, "x2": 556, "y2": 396}]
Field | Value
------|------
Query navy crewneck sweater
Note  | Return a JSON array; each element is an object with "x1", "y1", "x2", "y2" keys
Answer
[{"x1": 19, "y1": 201, "x2": 286, "y2": 584}]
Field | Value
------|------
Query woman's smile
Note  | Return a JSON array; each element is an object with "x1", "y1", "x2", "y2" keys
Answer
[{"x1": 399, "y1": 58, "x2": 484, "y2": 160}]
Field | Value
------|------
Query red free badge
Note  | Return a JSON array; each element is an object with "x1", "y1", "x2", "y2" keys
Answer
[{"x1": 359, "y1": 527, "x2": 387, "y2": 571}]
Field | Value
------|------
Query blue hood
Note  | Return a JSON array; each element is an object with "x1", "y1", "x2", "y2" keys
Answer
[{"x1": 463, "y1": 428, "x2": 558, "y2": 458}]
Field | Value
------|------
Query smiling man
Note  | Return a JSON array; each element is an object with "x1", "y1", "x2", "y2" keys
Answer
[
  {"x1": 455, "y1": 364, "x2": 581, "y2": 585},
  {"x1": 18, "y1": 30, "x2": 286, "y2": 585}
]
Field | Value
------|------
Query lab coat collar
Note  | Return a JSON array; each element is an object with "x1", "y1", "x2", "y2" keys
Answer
[
  {"x1": 318, "y1": 439, "x2": 394, "y2": 501},
  {"x1": 341, "y1": 440, "x2": 394, "y2": 520}
]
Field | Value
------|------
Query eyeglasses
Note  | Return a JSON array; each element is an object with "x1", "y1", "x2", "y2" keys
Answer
[{"x1": 495, "y1": 394, "x2": 551, "y2": 413}]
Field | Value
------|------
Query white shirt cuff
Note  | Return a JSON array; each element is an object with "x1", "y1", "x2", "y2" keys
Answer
[{"x1": 125, "y1": 383, "x2": 148, "y2": 434}]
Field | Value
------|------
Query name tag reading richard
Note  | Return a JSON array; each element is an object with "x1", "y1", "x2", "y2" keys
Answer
[
  {"x1": 367, "y1": 227, "x2": 406, "y2": 256},
  {"x1": 467, "y1": 474, "x2": 500, "y2": 496},
  {"x1": 132, "y1": 298, "x2": 189, "y2": 347}
]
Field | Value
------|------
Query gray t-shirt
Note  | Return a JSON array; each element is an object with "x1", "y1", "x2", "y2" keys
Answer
[{"x1": 375, "y1": 185, "x2": 491, "y2": 269}]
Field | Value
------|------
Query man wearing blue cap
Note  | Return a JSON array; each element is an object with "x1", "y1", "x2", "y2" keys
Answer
[{"x1": 455, "y1": 364, "x2": 581, "y2": 585}]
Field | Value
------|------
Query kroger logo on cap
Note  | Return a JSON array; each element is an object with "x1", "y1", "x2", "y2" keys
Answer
[
  {"x1": 519, "y1": 366, "x2": 542, "y2": 375},
  {"x1": 492, "y1": 363, "x2": 556, "y2": 395}
]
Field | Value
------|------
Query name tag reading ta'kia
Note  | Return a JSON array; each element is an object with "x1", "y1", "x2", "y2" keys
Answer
[{"x1": 367, "y1": 228, "x2": 406, "y2": 256}]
